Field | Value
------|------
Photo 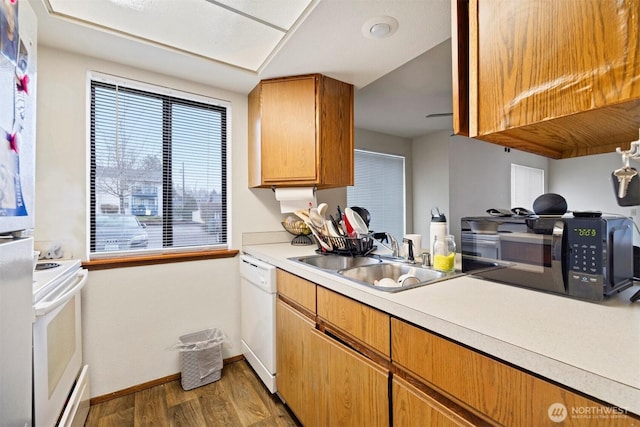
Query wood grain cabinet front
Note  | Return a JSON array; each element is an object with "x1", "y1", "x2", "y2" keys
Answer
[
  {"x1": 275, "y1": 298, "x2": 316, "y2": 426},
  {"x1": 276, "y1": 269, "x2": 316, "y2": 314},
  {"x1": 391, "y1": 318, "x2": 638, "y2": 426},
  {"x1": 310, "y1": 329, "x2": 389, "y2": 427},
  {"x1": 248, "y1": 74, "x2": 354, "y2": 188},
  {"x1": 453, "y1": 0, "x2": 640, "y2": 159},
  {"x1": 316, "y1": 286, "x2": 390, "y2": 360},
  {"x1": 393, "y1": 376, "x2": 481, "y2": 427},
  {"x1": 276, "y1": 272, "x2": 390, "y2": 427}
]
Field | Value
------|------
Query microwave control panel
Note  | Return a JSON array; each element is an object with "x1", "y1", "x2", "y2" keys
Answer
[
  {"x1": 567, "y1": 218, "x2": 604, "y2": 274},
  {"x1": 565, "y1": 216, "x2": 633, "y2": 301}
]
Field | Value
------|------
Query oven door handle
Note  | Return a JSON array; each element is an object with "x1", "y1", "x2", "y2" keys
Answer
[{"x1": 34, "y1": 270, "x2": 88, "y2": 317}]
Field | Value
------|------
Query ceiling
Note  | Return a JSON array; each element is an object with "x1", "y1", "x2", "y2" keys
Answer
[{"x1": 31, "y1": 0, "x2": 454, "y2": 138}]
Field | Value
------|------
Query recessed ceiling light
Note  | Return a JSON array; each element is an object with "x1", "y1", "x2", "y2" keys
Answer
[{"x1": 362, "y1": 16, "x2": 398, "y2": 40}]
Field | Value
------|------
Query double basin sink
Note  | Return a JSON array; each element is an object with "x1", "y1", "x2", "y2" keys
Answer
[{"x1": 289, "y1": 254, "x2": 465, "y2": 293}]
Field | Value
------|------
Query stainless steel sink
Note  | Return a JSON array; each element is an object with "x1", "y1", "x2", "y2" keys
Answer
[
  {"x1": 290, "y1": 254, "x2": 382, "y2": 271},
  {"x1": 338, "y1": 262, "x2": 461, "y2": 292},
  {"x1": 289, "y1": 254, "x2": 468, "y2": 293}
]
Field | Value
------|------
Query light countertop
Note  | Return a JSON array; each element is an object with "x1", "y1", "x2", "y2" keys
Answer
[{"x1": 242, "y1": 242, "x2": 640, "y2": 415}]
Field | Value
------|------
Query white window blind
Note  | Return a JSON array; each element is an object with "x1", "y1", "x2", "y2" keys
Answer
[
  {"x1": 89, "y1": 75, "x2": 228, "y2": 258},
  {"x1": 347, "y1": 150, "x2": 405, "y2": 241}
]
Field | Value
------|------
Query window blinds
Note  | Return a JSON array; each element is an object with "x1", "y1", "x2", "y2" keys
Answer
[{"x1": 89, "y1": 77, "x2": 228, "y2": 257}]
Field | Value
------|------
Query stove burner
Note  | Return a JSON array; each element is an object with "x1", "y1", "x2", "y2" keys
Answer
[{"x1": 35, "y1": 262, "x2": 61, "y2": 271}]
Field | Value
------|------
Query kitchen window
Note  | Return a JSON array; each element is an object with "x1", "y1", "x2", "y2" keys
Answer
[
  {"x1": 88, "y1": 73, "x2": 229, "y2": 259},
  {"x1": 347, "y1": 149, "x2": 405, "y2": 241}
]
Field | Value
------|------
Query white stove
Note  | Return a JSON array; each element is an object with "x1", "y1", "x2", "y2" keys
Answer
[
  {"x1": 32, "y1": 259, "x2": 90, "y2": 427},
  {"x1": 33, "y1": 258, "x2": 81, "y2": 304}
]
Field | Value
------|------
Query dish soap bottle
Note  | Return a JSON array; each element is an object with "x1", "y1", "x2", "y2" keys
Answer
[
  {"x1": 433, "y1": 235, "x2": 456, "y2": 272},
  {"x1": 430, "y1": 207, "x2": 448, "y2": 251}
]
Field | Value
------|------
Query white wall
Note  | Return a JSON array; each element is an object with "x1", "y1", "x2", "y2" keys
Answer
[
  {"x1": 549, "y1": 152, "x2": 636, "y2": 219},
  {"x1": 34, "y1": 46, "x2": 291, "y2": 397},
  {"x1": 449, "y1": 136, "x2": 550, "y2": 238},
  {"x1": 412, "y1": 130, "x2": 451, "y2": 249},
  {"x1": 412, "y1": 133, "x2": 550, "y2": 242}
]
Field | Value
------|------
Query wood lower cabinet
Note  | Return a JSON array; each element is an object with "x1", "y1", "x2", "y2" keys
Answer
[
  {"x1": 391, "y1": 318, "x2": 638, "y2": 427},
  {"x1": 276, "y1": 299, "x2": 315, "y2": 426},
  {"x1": 248, "y1": 73, "x2": 354, "y2": 188},
  {"x1": 277, "y1": 268, "x2": 316, "y2": 314},
  {"x1": 276, "y1": 271, "x2": 389, "y2": 426},
  {"x1": 316, "y1": 286, "x2": 390, "y2": 359},
  {"x1": 393, "y1": 376, "x2": 479, "y2": 427},
  {"x1": 310, "y1": 329, "x2": 389, "y2": 427},
  {"x1": 276, "y1": 271, "x2": 637, "y2": 426}
]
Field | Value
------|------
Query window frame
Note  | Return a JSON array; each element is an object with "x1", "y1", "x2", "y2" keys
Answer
[{"x1": 85, "y1": 72, "x2": 235, "y2": 268}]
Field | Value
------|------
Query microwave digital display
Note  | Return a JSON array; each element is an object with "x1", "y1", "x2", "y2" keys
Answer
[{"x1": 573, "y1": 228, "x2": 597, "y2": 237}]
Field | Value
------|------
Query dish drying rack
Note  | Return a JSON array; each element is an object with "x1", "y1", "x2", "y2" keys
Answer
[{"x1": 313, "y1": 233, "x2": 376, "y2": 256}]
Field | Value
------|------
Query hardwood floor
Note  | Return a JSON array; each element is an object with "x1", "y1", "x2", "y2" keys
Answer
[{"x1": 85, "y1": 360, "x2": 300, "y2": 427}]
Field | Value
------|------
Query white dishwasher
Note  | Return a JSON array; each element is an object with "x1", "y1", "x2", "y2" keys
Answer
[{"x1": 239, "y1": 254, "x2": 277, "y2": 393}]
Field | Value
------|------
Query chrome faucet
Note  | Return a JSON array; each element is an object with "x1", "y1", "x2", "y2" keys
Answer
[
  {"x1": 385, "y1": 232, "x2": 400, "y2": 257},
  {"x1": 373, "y1": 232, "x2": 400, "y2": 257}
]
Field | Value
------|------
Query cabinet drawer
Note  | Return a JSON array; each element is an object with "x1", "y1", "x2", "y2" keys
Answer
[
  {"x1": 391, "y1": 318, "x2": 637, "y2": 426},
  {"x1": 317, "y1": 287, "x2": 390, "y2": 358},
  {"x1": 277, "y1": 269, "x2": 316, "y2": 314}
]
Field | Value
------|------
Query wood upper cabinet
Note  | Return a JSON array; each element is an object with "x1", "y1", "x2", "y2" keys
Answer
[
  {"x1": 248, "y1": 74, "x2": 354, "y2": 188},
  {"x1": 453, "y1": 0, "x2": 640, "y2": 159}
]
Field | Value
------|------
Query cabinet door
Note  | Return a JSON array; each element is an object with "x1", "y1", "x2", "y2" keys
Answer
[
  {"x1": 393, "y1": 377, "x2": 478, "y2": 427},
  {"x1": 455, "y1": 0, "x2": 640, "y2": 159},
  {"x1": 276, "y1": 299, "x2": 315, "y2": 425},
  {"x1": 472, "y1": 0, "x2": 640, "y2": 134},
  {"x1": 261, "y1": 77, "x2": 318, "y2": 183},
  {"x1": 310, "y1": 329, "x2": 389, "y2": 427}
]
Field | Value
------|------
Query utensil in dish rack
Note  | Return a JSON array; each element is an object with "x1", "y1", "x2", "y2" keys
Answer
[
  {"x1": 328, "y1": 215, "x2": 343, "y2": 236},
  {"x1": 305, "y1": 219, "x2": 332, "y2": 251},
  {"x1": 317, "y1": 203, "x2": 328, "y2": 219},
  {"x1": 327, "y1": 216, "x2": 343, "y2": 238}
]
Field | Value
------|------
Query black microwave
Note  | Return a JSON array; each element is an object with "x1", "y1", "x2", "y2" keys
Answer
[{"x1": 461, "y1": 215, "x2": 634, "y2": 301}]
